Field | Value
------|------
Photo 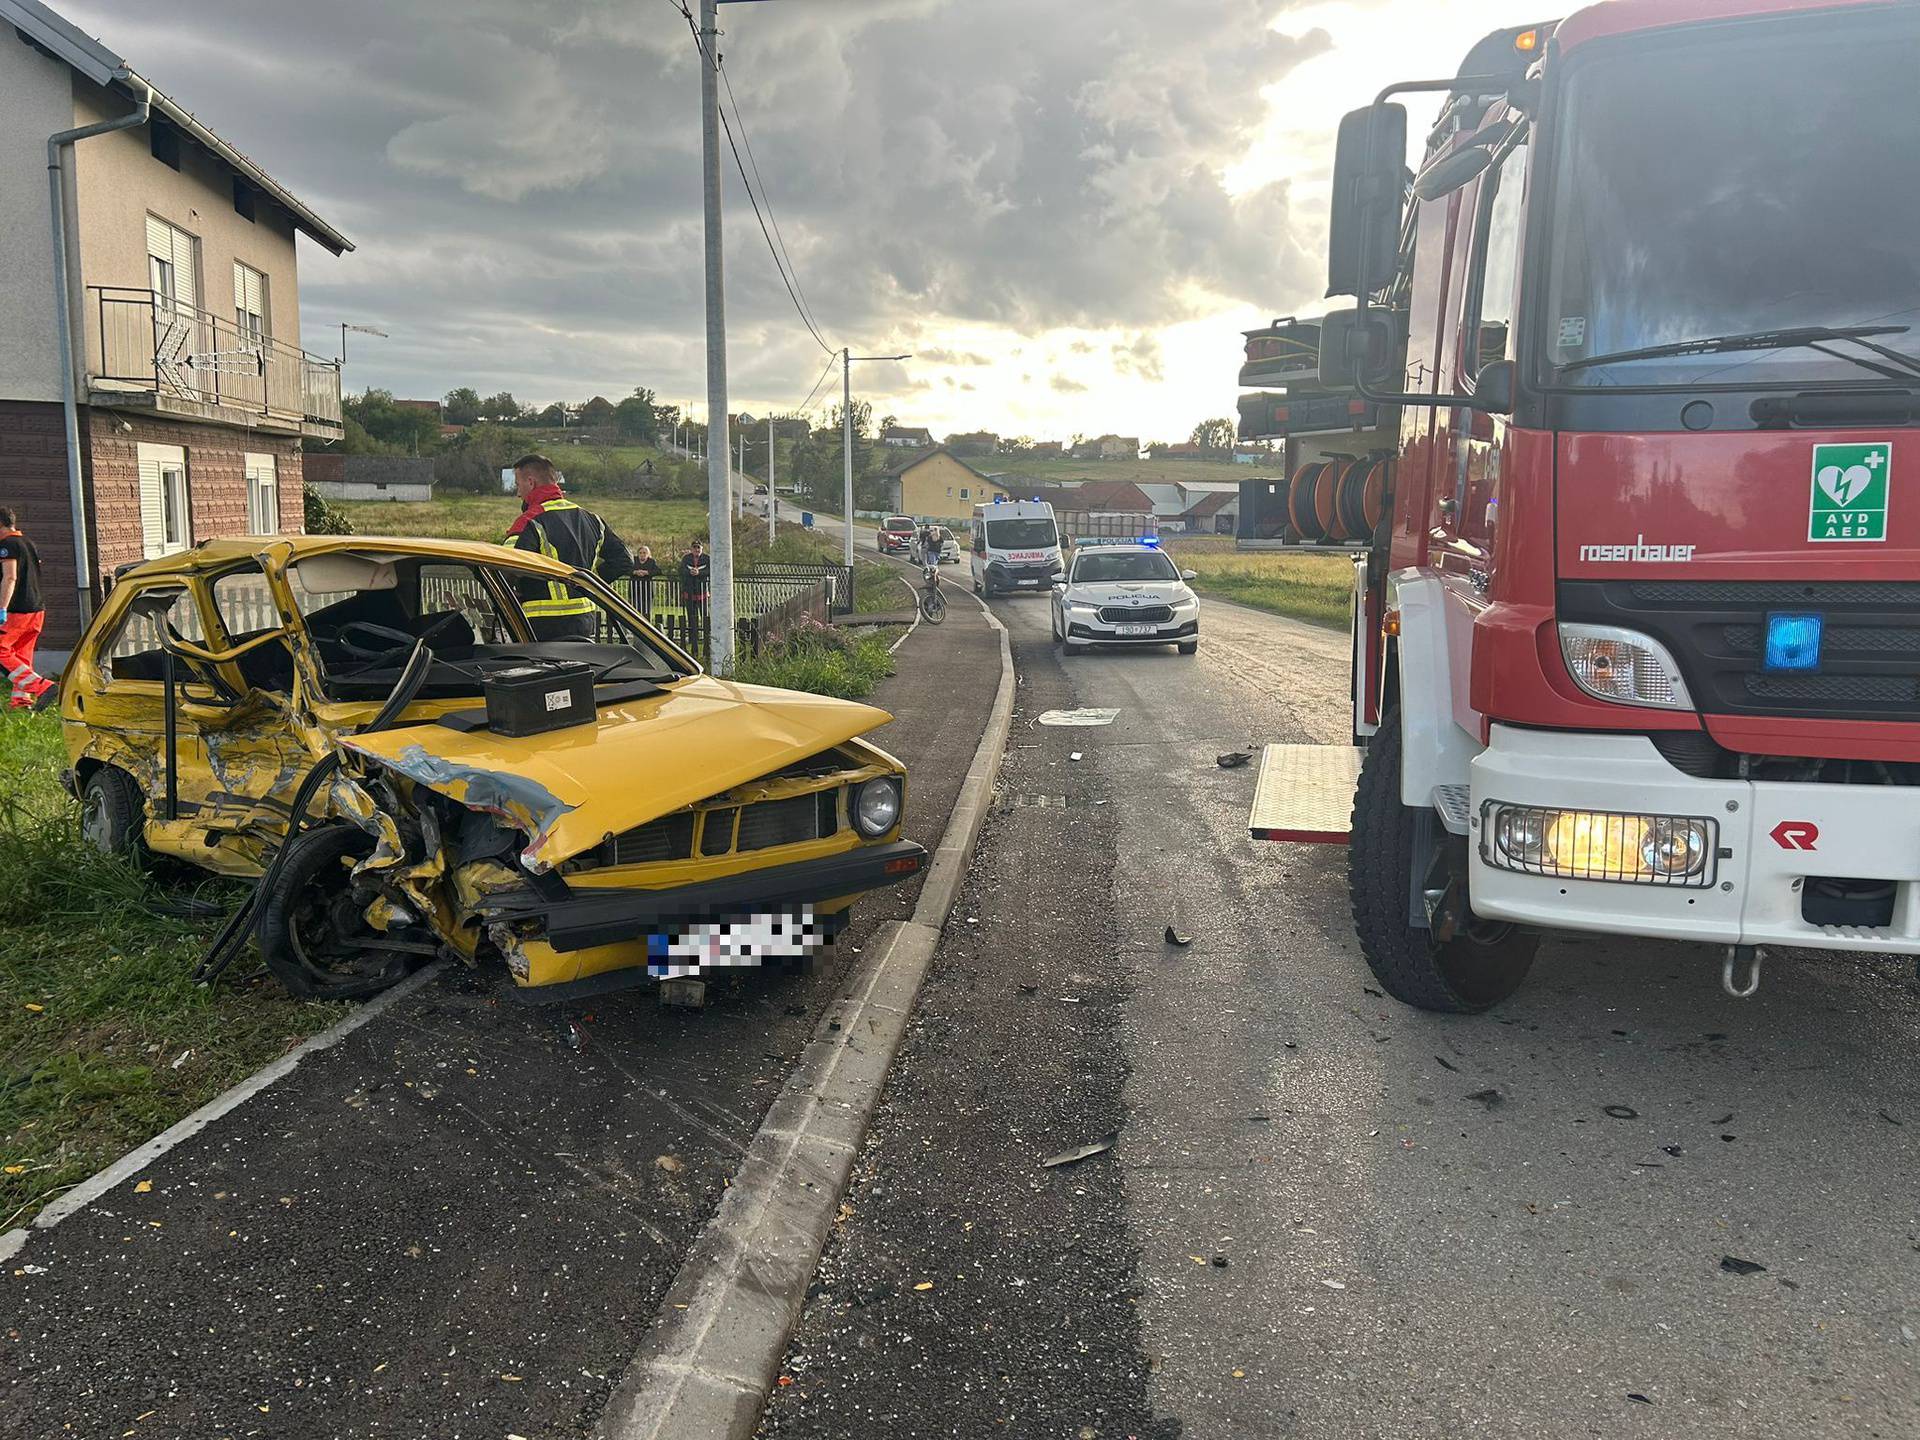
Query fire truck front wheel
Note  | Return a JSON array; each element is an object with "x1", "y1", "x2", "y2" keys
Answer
[{"x1": 1349, "y1": 713, "x2": 1536, "y2": 1013}]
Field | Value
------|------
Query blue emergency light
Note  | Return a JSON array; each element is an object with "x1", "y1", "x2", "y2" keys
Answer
[
  {"x1": 1138, "y1": 535, "x2": 1160, "y2": 547},
  {"x1": 1764, "y1": 613, "x2": 1823, "y2": 673}
]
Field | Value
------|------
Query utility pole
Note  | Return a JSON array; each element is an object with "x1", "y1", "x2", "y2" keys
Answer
[
  {"x1": 698, "y1": 0, "x2": 736, "y2": 673},
  {"x1": 841, "y1": 351, "x2": 911, "y2": 569},
  {"x1": 739, "y1": 428, "x2": 747, "y2": 518},
  {"x1": 841, "y1": 350, "x2": 853, "y2": 571},
  {"x1": 767, "y1": 413, "x2": 776, "y2": 543}
]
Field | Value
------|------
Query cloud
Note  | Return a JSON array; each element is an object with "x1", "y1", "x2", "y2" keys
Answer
[
  {"x1": 1050, "y1": 375, "x2": 1088, "y2": 394},
  {"x1": 58, "y1": 0, "x2": 1333, "y2": 421}
]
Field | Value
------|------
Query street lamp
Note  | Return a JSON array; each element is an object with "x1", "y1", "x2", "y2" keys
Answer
[{"x1": 842, "y1": 351, "x2": 911, "y2": 569}]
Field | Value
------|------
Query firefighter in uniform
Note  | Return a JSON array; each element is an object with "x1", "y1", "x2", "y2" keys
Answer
[{"x1": 503, "y1": 455, "x2": 635, "y2": 640}]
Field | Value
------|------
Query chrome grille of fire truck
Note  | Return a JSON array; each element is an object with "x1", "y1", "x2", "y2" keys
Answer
[{"x1": 1558, "y1": 580, "x2": 1920, "y2": 723}]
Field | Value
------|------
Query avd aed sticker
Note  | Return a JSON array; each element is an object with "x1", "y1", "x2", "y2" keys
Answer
[{"x1": 1808, "y1": 441, "x2": 1890, "y2": 542}]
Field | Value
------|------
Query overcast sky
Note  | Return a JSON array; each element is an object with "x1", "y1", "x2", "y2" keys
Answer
[{"x1": 63, "y1": 0, "x2": 1543, "y2": 441}]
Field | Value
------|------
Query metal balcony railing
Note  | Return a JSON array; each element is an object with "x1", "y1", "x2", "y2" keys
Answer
[{"x1": 88, "y1": 286, "x2": 343, "y2": 434}]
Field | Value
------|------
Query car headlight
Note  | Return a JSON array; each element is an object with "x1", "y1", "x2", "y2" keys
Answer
[
  {"x1": 1173, "y1": 590, "x2": 1199, "y2": 609},
  {"x1": 1483, "y1": 801, "x2": 1716, "y2": 887},
  {"x1": 852, "y1": 778, "x2": 901, "y2": 837},
  {"x1": 1066, "y1": 600, "x2": 1100, "y2": 615},
  {"x1": 1558, "y1": 624, "x2": 1693, "y2": 709}
]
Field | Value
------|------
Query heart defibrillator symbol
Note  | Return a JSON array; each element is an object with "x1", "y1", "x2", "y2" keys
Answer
[
  {"x1": 1808, "y1": 441, "x2": 1890, "y2": 543},
  {"x1": 1817, "y1": 464, "x2": 1873, "y2": 508}
]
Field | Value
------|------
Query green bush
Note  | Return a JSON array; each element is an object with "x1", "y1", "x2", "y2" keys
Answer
[
  {"x1": 734, "y1": 621, "x2": 895, "y2": 700},
  {"x1": 302, "y1": 484, "x2": 354, "y2": 535}
]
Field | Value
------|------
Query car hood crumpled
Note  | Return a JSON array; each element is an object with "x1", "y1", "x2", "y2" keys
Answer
[{"x1": 338, "y1": 675, "x2": 892, "y2": 873}]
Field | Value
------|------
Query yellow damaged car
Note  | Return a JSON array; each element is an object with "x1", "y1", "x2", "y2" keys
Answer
[{"x1": 61, "y1": 535, "x2": 924, "y2": 1000}]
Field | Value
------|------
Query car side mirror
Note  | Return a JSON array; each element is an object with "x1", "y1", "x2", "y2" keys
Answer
[
  {"x1": 1180, "y1": 569, "x2": 1198, "y2": 581},
  {"x1": 1318, "y1": 307, "x2": 1399, "y2": 391},
  {"x1": 1051, "y1": 577, "x2": 1067, "y2": 589},
  {"x1": 1473, "y1": 358, "x2": 1515, "y2": 415}
]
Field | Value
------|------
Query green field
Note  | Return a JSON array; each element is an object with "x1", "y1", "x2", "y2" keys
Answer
[
  {"x1": 0, "y1": 714, "x2": 345, "y2": 1229},
  {"x1": 1164, "y1": 537, "x2": 1351, "y2": 629}
]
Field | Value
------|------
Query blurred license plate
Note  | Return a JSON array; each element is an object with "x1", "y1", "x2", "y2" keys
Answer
[{"x1": 1115, "y1": 623, "x2": 1155, "y2": 636}]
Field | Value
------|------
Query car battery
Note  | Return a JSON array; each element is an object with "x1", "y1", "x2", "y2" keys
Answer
[{"x1": 483, "y1": 659, "x2": 598, "y2": 737}]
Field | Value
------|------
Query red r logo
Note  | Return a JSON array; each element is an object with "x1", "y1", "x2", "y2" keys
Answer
[{"x1": 1771, "y1": 821, "x2": 1819, "y2": 851}]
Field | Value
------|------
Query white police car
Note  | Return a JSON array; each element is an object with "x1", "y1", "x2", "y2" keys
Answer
[{"x1": 1050, "y1": 540, "x2": 1201, "y2": 655}]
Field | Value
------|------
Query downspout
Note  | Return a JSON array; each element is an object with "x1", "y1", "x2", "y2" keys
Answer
[{"x1": 48, "y1": 82, "x2": 151, "y2": 628}]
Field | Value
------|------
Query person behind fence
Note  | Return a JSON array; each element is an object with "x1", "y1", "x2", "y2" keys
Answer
[
  {"x1": 680, "y1": 538, "x2": 711, "y2": 624},
  {"x1": 503, "y1": 454, "x2": 633, "y2": 640},
  {"x1": 0, "y1": 507, "x2": 52, "y2": 709}
]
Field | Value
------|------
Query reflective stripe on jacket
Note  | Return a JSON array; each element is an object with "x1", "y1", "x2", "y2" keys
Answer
[{"x1": 505, "y1": 490, "x2": 606, "y2": 618}]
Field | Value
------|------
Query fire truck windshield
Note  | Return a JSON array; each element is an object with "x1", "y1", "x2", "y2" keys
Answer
[{"x1": 1540, "y1": 8, "x2": 1920, "y2": 390}]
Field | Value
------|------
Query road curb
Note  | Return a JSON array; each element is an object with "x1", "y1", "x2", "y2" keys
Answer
[
  {"x1": 0, "y1": 958, "x2": 452, "y2": 1263},
  {"x1": 597, "y1": 599, "x2": 1016, "y2": 1440}
]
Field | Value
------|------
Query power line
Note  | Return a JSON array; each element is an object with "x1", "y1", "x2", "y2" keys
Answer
[
  {"x1": 794, "y1": 350, "x2": 838, "y2": 414},
  {"x1": 718, "y1": 54, "x2": 826, "y2": 344},
  {"x1": 675, "y1": 2, "x2": 835, "y2": 357}
]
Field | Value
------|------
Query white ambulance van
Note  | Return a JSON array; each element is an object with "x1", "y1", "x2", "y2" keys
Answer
[{"x1": 969, "y1": 498, "x2": 1063, "y2": 597}]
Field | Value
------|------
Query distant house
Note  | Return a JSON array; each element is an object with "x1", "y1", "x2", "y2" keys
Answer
[
  {"x1": 394, "y1": 398, "x2": 443, "y2": 418},
  {"x1": 1180, "y1": 490, "x2": 1238, "y2": 534},
  {"x1": 946, "y1": 431, "x2": 1001, "y2": 457},
  {"x1": 305, "y1": 454, "x2": 435, "y2": 503},
  {"x1": 878, "y1": 447, "x2": 1010, "y2": 520},
  {"x1": 1028, "y1": 441, "x2": 1065, "y2": 459},
  {"x1": 1072, "y1": 435, "x2": 1141, "y2": 460},
  {"x1": 881, "y1": 425, "x2": 933, "y2": 449}
]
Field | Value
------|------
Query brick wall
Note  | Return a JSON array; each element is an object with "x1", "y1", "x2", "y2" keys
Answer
[
  {"x1": 0, "y1": 400, "x2": 82, "y2": 648},
  {"x1": 0, "y1": 403, "x2": 305, "y2": 649}
]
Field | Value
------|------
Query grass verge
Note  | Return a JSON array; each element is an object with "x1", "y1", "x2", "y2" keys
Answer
[
  {"x1": 1164, "y1": 541, "x2": 1352, "y2": 629},
  {"x1": 0, "y1": 714, "x2": 343, "y2": 1230},
  {"x1": 734, "y1": 624, "x2": 897, "y2": 700}
]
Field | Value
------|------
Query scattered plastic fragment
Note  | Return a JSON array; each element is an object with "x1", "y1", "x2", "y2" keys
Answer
[
  {"x1": 1713, "y1": 1112, "x2": 1734, "y2": 1124},
  {"x1": 1362, "y1": 986, "x2": 1383, "y2": 998},
  {"x1": 1069, "y1": 752, "x2": 1083, "y2": 762},
  {"x1": 1627, "y1": 1393, "x2": 1653, "y2": 1404},
  {"x1": 1602, "y1": 1105, "x2": 1638, "y2": 1120},
  {"x1": 171, "y1": 1049, "x2": 193, "y2": 1070},
  {"x1": 22, "y1": 1003, "x2": 42, "y2": 1013},
  {"x1": 913, "y1": 1281, "x2": 934, "y2": 1291},
  {"x1": 1320, "y1": 1279, "x2": 1346, "y2": 1290},
  {"x1": 1466, "y1": 1088, "x2": 1504, "y2": 1111},
  {"x1": 655, "y1": 1155, "x2": 684, "y2": 1174},
  {"x1": 1212, "y1": 1255, "x2": 1230, "y2": 1268},
  {"x1": 133, "y1": 1179, "x2": 152, "y2": 1194},
  {"x1": 1038, "y1": 708, "x2": 1119, "y2": 727},
  {"x1": 1216, "y1": 751, "x2": 1253, "y2": 769},
  {"x1": 1879, "y1": 1109, "x2": 1902, "y2": 1126},
  {"x1": 1662, "y1": 1146, "x2": 1683, "y2": 1157},
  {"x1": 1164, "y1": 925, "x2": 1193, "y2": 948},
  {"x1": 1040, "y1": 1132, "x2": 1118, "y2": 1169},
  {"x1": 1017, "y1": 983, "x2": 1039, "y2": 995},
  {"x1": 1435, "y1": 1056, "x2": 1459, "y2": 1073},
  {"x1": 1719, "y1": 1256, "x2": 1766, "y2": 1277}
]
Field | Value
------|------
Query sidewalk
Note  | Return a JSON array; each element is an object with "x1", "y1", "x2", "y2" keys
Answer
[{"x1": 0, "y1": 605, "x2": 1002, "y2": 1440}]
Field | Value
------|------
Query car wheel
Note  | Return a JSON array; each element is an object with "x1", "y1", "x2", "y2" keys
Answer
[
  {"x1": 1063, "y1": 639, "x2": 1086, "y2": 656},
  {"x1": 257, "y1": 824, "x2": 426, "y2": 1000},
  {"x1": 1177, "y1": 640, "x2": 1199, "y2": 655},
  {"x1": 1349, "y1": 712, "x2": 1537, "y2": 1013},
  {"x1": 80, "y1": 766, "x2": 148, "y2": 864}
]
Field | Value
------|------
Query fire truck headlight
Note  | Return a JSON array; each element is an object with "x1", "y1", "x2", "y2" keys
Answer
[
  {"x1": 1483, "y1": 803, "x2": 1716, "y2": 888},
  {"x1": 1558, "y1": 624, "x2": 1694, "y2": 709}
]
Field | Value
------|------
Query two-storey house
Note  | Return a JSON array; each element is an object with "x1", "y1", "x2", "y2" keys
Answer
[{"x1": 0, "y1": 0, "x2": 351, "y2": 653}]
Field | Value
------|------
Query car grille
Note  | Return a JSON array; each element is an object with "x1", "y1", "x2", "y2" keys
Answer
[
  {"x1": 1560, "y1": 580, "x2": 1920, "y2": 723},
  {"x1": 610, "y1": 813, "x2": 696, "y2": 866},
  {"x1": 596, "y1": 789, "x2": 841, "y2": 868},
  {"x1": 1099, "y1": 604, "x2": 1174, "y2": 624}
]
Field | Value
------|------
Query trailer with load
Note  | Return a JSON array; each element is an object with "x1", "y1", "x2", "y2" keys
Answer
[{"x1": 1245, "y1": 0, "x2": 1920, "y2": 1010}]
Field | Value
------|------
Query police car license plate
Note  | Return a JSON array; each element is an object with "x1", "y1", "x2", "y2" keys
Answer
[{"x1": 1115, "y1": 623, "x2": 1155, "y2": 636}]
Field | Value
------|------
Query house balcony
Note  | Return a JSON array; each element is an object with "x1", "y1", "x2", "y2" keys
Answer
[{"x1": 85, "y1": 286, "x2": 343, "y2": 441}]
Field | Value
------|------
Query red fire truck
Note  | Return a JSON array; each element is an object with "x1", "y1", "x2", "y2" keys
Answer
[{"x1": 1244, "y1": 0, "x2": 1920, "y2": 1011}]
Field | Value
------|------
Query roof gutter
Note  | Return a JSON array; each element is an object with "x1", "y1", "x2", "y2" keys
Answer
[{"x1": 48, "y1": 79, "x2": 150, "y2": 628}]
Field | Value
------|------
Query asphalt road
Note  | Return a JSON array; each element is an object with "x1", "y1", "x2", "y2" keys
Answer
[
  {"x1": 767, "y1": 590, "x2": 1920, "y2": 1439},
  {"x1": 0, "y1": 593, "x2": 1000, "y2": 1440}
]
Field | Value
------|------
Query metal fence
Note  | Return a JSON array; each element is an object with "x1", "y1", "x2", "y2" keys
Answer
[{"x1": 89, "y1": 286, "x2": 342, "y2": 432}]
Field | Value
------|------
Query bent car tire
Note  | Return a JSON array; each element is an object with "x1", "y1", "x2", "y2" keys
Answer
[
  {"x1": 80, "y1": 766, "x2": 147, "y2": 863},
  {"x1": 258, "y1": 824, "x2": 419, "y2": 1001},
  {"x1": 1348, "y1": 712, "x2": 1535, "y2": 1013}
]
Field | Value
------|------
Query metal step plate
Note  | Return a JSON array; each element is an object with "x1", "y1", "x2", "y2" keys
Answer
[{"x1": 1247, "y1": 744, "x2": 1361, "y2": 844}]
